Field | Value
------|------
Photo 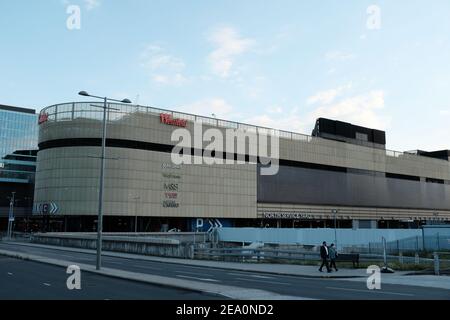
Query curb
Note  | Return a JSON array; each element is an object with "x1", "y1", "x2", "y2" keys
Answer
[{"x1": 0, "y1": 249, "x2": 312, "y2": 300}]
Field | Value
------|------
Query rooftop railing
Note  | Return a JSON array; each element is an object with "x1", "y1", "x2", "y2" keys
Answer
[{"x1": 40, "y1": 102, "x2": 446, "y2": 163}]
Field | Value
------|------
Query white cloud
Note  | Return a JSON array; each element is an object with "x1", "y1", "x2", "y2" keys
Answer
[
  {"x1": 140, "y1": 45, "x2": 187, "y2": 86},
  {"x1": 307, "y1": 83, "x2": 352, "y2": 105},
  {"x1": 266, "y1": 105, "x2": 283, "y2": 114},
  {"x1": 243, "y1": 91, "x2": 389, "y2": 135},
  {"x1": 208, "y1": 27, "x2": 255, "y2": 78},
  {"x1": 178, "y1": 98, "x2": 234, "y2": 118},
  {"x1": 308, "y1": 91, "x2": 390, "y2": 130},
  {"x1": 439, "y1": 109, "x2": 450, "y2": 116},
  {"x1": 84, "y1": 0, "x2": 100, "y2": 11},
  {"x1": 244, "y1": 112, "x2": 308, "y2": 134},
  {"x1": 325, "y1": 51, "x2": 356, "y2": 61}
]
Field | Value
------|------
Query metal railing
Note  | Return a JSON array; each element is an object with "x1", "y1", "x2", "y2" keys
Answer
[
  {"x1": 346, "y1": 235, "x2": 450, "y2": 255},
  {"x1": 194, "y1": 246, "x2": 450, "y2": 274},
  {"x1": 38, "y1": 102, "x2": 447, "y2": 163}
]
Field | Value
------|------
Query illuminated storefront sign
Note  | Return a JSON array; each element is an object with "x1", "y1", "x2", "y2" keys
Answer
[
  {"x1": 38, "y1": 113, "x2": 49, "y2": 125},
  {"x1": 160, "y1": 113, "x2": 187, "y2": 127}
]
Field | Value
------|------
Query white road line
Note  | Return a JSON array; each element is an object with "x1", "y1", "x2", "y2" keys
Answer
[
  {"x1": 107, "y1": 261, "x2": 124, "y2": 266},
  {"x1": 176, "y1": 265, "x2": 217, "y2": 271},
  {"x1": 175, "y1": 270, "x2": 214, "y2": 277},
  {"x1": 227, "y1": 272, "x2": 252, "y2": 277},
  {"x1": 176, "y1": 275, "x2": 220, "y2": 283},
  {"x1": 43, "y1": 283, "x2": 51, "y2": 287},
  {"x1": 250, "y1": 275, "x2": 276, "y2": 279},
  {"x1": 58, "y1": 254, "x2": 76, "y2": 258},
  {"x1": 235, "y1": 277, "x2": 291, "y2": 286},
  {"x1": 228, "y1": 272, "x2": 275, "y2": 279},
  {"x1": 131, "y1": 264, "x2": 159, "y2": 270},
  {"x1": 325, "y1": 286, "x2": 415, "y2": 297},
  {"x1": 7, "y1": 272, "x2": 13, "y2": 276}
]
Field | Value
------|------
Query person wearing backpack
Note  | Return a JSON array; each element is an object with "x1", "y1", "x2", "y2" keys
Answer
[{"x1": 329, "y1": 243, "x2": 338, "y2": 272}]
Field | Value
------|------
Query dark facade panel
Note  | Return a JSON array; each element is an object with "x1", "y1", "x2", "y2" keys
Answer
[
  {"x1": 258, "y1": 165, "x2": 450, "y2": 211},
  {"x1": 0, "y1": 104, "x2": 35, "y2": 115},
  {"x1": 312, "y1": 118, "x2": 386, "y2": 146}
]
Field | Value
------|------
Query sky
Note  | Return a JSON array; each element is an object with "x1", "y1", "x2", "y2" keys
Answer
[{"x1": 1, "y1": 0, "x2": 450, "y2": 152}]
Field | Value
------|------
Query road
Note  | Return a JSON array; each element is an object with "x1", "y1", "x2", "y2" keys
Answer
[
  {"x1": 0, "y1": 256, "x2": 223, "y2": 300},
  {"x1": 0, "y1": 242, "x2": 449, "y2": 300},
  {"x1": 0, "y1": 255, "x2": 223, "y2": 300}
]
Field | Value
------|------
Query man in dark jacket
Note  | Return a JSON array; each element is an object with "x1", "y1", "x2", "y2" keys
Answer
[{"x1": 319, "y1": 241, "x2": 331, "y2": 273}]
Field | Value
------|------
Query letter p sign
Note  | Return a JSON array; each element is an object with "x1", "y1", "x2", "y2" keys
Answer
[{"x1": 66, "y1": 265, "x2": 81, "y2": 290}]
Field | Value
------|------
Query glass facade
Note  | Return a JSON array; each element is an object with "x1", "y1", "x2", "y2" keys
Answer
[
  {"x1": 0, "y1": 105, "x2": 38, "y2": 224},
  {"x1": 0, "y1": 106, "x2": 38, "y2": 160}
]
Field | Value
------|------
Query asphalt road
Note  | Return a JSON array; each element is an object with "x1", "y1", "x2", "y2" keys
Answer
[
  {"x1": 0, "y1": 255, "x2": 223, "y2": 300},
  {"x1": 0, "y1": 242, "x2": 449, "y2": 300}
]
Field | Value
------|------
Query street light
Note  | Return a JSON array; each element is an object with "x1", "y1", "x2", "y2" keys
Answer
[
  {"x1": 7, "y1": 192, "x2": 16, "y2": 240},
  {"x1": 132, "y1": 196, "x2": 140, "y2": 233},
  {"x1": 78, "y1": 91, "x2": 132, "y2": 270},
  {"x1": 332, "y1": 209, "x2": 338, "y2": 250}
]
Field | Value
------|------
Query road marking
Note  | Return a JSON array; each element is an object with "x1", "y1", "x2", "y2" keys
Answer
[
  {"x1": 235, "y1": 277, "x2": 291, "y2": 286},
  {"x1": 325, "y1": 286, "x2": 415, "y2": 297},
  {"x1": 227, "y1": 272, "x2": 252, "y2": 277},
  {"x1": 176, "y1": 275, "x2": 220, "y2": 283},
  {"x1": 175, "y1": 270, "x2": 214, "y2": 277},
  {"x1": 7, "y1": 272, "x2": 13, "y2": 276},
  {"x1": 107, "y1": 261, "x2": 124, "y2": 266},
  {"x1": 228, "y1": 272, "x2": 275, "y2": 279},
  {"x1": 132, "y1": 264, "x2": 159, "y2": 270},
  {"x1": 43, "y1": 283, "x2": 51, "y2": 287},
  {"x1": 250, "y1": 275, "x2": 275, "y2": 279}
]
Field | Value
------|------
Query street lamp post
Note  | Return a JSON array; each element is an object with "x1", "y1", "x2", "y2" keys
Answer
[
  {"x1": 133, "y1": 196, "x2": 140, "y2": 233},
  {"x1": 78, "y1": 91, "x2": 132, "y2": 270},
  {"x1": 7, "y1": 192, "x2": 16, "y2": 240},
  {"x1": 332, "y1": 209, "x2": 338, "y2": 250}
]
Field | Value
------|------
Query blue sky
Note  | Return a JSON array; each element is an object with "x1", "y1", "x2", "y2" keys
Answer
[{"x1": 1, "y1": 0, "x2": 450, "y2": 151}]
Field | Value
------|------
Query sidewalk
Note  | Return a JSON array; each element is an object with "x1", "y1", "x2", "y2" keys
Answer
[
  {"x1": 2, "y1": 241, "x2": 450, "y2": 291},
  {"x1": 1, "y1": 241, "x2": 369, "y2": 278}
]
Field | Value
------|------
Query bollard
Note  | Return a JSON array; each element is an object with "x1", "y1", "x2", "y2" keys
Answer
[
  {"x1": 433, "y1": 252, "x2": 440, "y2": 276},
  {"x1": 399, "y1": 252, "x2": 403, "y2": 264},
  {"x1": 415, "y1": 253, "x2": 420, "y2": 265}
]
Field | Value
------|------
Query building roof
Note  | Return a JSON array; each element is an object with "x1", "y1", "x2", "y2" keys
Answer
[{"x1": 0, "y1": 104, "x2": 36, "y2": 115}]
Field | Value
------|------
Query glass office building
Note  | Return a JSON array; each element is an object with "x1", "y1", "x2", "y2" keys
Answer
[{"x1": 0, "y1": 104, "x2": 38, "y2": 231}]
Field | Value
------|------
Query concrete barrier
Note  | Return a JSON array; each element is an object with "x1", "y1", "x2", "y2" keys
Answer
[{"x1": 31, "y1": 233, "x2": 195, "y2": 259}]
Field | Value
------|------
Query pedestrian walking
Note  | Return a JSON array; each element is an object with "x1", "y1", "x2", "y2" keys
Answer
[
  {"x1": 329, "y1": 243, "x2": 338, "y2": 272},
  {"x1": 319, "y1": 241, "x2": 331, "y2": 273}
]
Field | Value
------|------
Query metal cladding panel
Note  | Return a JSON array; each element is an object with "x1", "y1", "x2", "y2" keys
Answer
[
  {"x1": 373, "y1": 129, "x2": 386, "y2": 145},
  {"x1": 335, "y1": 121, "x2": 353, "y2": 139},
  {"x1": 257, "y1": 165, "x2": 450, "y2": 211}
]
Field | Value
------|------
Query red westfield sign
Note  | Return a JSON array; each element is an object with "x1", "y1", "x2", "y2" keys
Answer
[
  {"x1": 38, "y1": 113, "x2": 49, "y2": 125},
  {"x1": 160, "y1": 113, "x2": 187, "y2": 127}
]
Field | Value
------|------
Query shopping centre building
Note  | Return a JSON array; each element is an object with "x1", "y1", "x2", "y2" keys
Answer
[{"x1": 33, "y1": 102, "x2": 450, "y2": 232}]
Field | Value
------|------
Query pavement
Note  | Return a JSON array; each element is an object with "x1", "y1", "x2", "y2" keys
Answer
[{"x1": 0, "y1": 241, "x2": 449, "y2": 300}]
